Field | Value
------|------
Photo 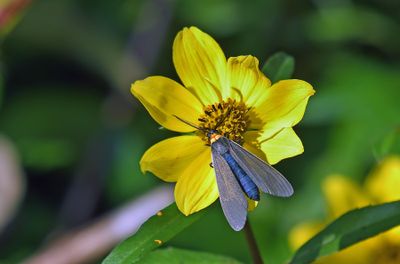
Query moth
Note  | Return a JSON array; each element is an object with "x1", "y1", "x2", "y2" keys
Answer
[{"x1": 174, "y1": 114, "x2": 293, "y2": 231}]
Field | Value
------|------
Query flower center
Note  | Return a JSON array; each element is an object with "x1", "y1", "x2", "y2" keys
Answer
[{"x1": 197, "y1": 98, "x2": 250, "y2": 144}]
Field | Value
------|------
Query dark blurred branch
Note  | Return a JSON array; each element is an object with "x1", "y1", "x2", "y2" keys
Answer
[
  {"x1": 56, "y1": 131, "x2": 114, "y2": 228},
  {"x1": 128, "y1": 0, "x2": 174, "y2": 72},
  {"x1": 114, "y1": 0, "x2": 175, "y2": 94},
  {"x1": 24, "y1": 186, "x2": 174, "y2": 264}
]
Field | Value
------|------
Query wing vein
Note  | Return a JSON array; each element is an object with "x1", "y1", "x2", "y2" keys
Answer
[
  {"x1": 226, "y1": 138, "x2": 294, "y2": 197},
  {"x1": 211, "y1": 141, "x2": 248, "y2": 231}
]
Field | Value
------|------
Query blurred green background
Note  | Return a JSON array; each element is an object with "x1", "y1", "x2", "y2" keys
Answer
[{"x1": 0, "y1": 0, "x2": 399, "y2": 263}]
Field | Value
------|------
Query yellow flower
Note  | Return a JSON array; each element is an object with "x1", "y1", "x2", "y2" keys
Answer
[
  {"x1": 289, "y1": 156, "x2": 400, "y2": 263},
  {"x1": 131, "y1": 26, "x2": 314, "y2": 216}
]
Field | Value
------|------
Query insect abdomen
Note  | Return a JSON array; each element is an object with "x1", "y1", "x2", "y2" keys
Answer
[{"x1": 222, "y1": 152, "x2": 260, "y2": 201}]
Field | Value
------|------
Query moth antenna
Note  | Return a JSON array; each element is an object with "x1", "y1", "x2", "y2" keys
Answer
[{"x1": 173, "y1": 115, "x2": 206, "y2": 132}]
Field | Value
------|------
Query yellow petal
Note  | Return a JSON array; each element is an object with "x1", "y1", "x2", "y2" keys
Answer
[
  {"x1": 247, "y1": 198, "x2": 258, "y2": 212},
  {"x1": 289, "y1": 221, "x2": 324, "y2": 250},
  {"x1": 382, "y1": 226, "x2": 400, "y2": 247},
  {"x1": 227, "y1": 55, "x2": 271, "y2": 107},
  {"x1": 259, "y1": 127, "x2": 304, "y2": 165},
  {"x1": 173, "y1": 27, "x2": 228, "y2": 105},
  {"x1": 174, "y1": 147, "x2": 219, "y2": 215},
  {"x1": 364, "y1": 156, "x2": 400, "y2": 246},
  {"x1": 370, "y1": 233, "x2": 400, "y2": 263},
  {"x1": 322, "y1": 175, "x2": 371, "y2": 219},
  {"x1": 365, "y1": 156, "x2": 400, "y2": 203},
  {"x1": 140, "y1": 136, "x2": 207, "y2": 182},
  {"x1": 256, "y1": 79, "x2": 315, "y2": 139},
  {"x1": 315, "y1": 239, "x2": 382, "y2": 264},
  {"x1": 131, "y1": 76, "x2": 203, "y2": 132},
  {"x1": 243, "y1": 131, "x2": 268, "y2": 161}
]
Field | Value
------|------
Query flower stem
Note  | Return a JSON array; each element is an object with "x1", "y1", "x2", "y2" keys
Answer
[{"x1": 244, "y1": 221, "x2": 264, "y2": 264}]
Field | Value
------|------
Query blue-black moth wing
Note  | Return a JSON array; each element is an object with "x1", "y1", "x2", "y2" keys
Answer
[
  {"x1": 211, "y1": 144, "x2": 248, "y2": 231},
  {"x1": 225, "y1": 138, "x2": 294, "y2": 197}
]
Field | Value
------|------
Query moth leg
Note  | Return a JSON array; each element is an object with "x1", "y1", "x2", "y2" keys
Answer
[{"x1": 209, "y1": 162, "x2": 214, "y2": 168}]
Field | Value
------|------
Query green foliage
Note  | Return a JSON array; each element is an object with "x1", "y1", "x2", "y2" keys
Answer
[
  {"x1": 290, "y1": 201, "x2": 400, "y2": 264},
  {"x1": 106, "y1": 120, "x2": 159, "y2": 204},
  {"x1": 170, "y1": 203, "x2": 250, "y2": 263},
  {"x1": 178, "y1": 0, "x2": 243, "y2": 36},
  {"x1": 261, "y1": 52, "x2": 295, "y2": 83},
  {"x1": 103, "y1": 203, "x2": 205, "y2": 264},
  {"x1": 0, "y1": 88, "x2": 102, "y2": 170},
  {"x1": 373, "y1": 129, "x2": 400, "y2": 161},
  {"x1": 141, "y1": 247, "x2": 243, "y2": 264},
  {"x1": 303, "y1": 53, "x2": 400, "y2": 180},
  {"x1": 305, "y1": 6, "x2": 400, "y2": 52}
]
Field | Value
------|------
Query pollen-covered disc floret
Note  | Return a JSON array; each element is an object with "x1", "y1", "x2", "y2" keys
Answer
[{"x1": 198, "y1": 98, "x2": 250, "y2": 144}]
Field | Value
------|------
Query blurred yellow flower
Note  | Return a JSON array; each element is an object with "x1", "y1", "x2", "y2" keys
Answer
[
  {"x1": 289, "y1": 156, "x2": 400, "y2": 263},
  {"x1": 131, "y1": 26, "x2": 314, "y2": 216}
]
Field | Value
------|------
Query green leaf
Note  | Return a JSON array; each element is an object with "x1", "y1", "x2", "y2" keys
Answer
[
  {"x1": 0, "y1": 87, "x2": 102, "y2": 170},
  {"x1": 290, "y1": 201, "x2": 400, "y2": 264},
  {"x1": 103, "y1": 203, "x2": 205, "y2": 264},
  {"x1": 261, "y1": 52, "x2": 295, "y2": 83},
  {"x1": 141, "y1": 247, "x2": 243, "y2": 264},
  {"x1": 372, "y1": 129, "x2": 400, "y2": 161}
]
